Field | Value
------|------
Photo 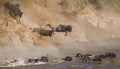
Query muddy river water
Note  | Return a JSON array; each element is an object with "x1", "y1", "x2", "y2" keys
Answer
[{"x1": 0, "y1": 59, "x2": 120, "y2": 69}]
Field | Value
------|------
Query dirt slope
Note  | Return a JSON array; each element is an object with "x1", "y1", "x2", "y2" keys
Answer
[{"x1": 0, "y1": 0, "x2": 120, "y2": 59}]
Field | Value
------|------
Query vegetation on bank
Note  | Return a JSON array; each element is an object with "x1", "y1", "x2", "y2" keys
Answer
[
  {"x1": 58, "y1": 0, "x2": 120, "y2": 19},
  {"x1": 0, "y1": 0, "x2": 120, "y2": 19},
  {"x1": 0, "y1": 0, "x2": 30, "y2": 7},
  {"x1": 0, "y1": 0, "x2": 120, "y2": 10}
]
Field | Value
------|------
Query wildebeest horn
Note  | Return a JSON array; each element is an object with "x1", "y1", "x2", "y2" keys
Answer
[{"x1": 46, "y1": 24, "x2": 51, "y2": 26}]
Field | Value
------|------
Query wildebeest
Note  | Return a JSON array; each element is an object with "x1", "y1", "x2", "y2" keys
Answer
[
  {"x1": 27, "y1": 57, "x2": 41, "y2": 63},
  {"x1": 4, "y1": 2, "x2": 23, "y2": 22},
  {"x1": 81, "y1": 55, "x2": 90, "y2": 62},
  {"x1": 28, "y1": 58, "x2": 38, "y2": 63},
  {"x1": 75, "y1": 53, "x2": 91, "y2": 62},
  {"x1": 90, "y1": 56, "x2": 102, "y2": 62},
  {"x1": 27, "y1": 56, "x2": 48, "y2": 63},
  {"x1": 62, "y1": 56, "x2": 72, "y2": 61},
  {"x1": 46, "y1": 24, "x2": 72, "y2": 36},
  {"x1": 75, "y1": 53, "x2": 102, "y2": 62},
  {"x1": 31, "y1": 28, "x2": 54, "y2": 37},
  {"x1": 74, "y1": 53, "x2": 117, "y2": 63},
  {"x1": 40, "y1": 56, "x2": 48, "y2": 62},
  {"x1": 98, "y1": 54, "x2": 106, "y2": 59},
  {"x1": 98, "y1": 53, "x2": 116, "y2": 59},
  {"x1": 10, "y1": 59, "x2": 18, "y2": 63},
  {"x1": 105, "y1": 53, "x2": 116, "y2": 58}
]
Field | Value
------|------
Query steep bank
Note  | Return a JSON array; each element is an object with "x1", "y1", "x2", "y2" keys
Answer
[{"x1": 0, "y1": 0, "x2": 120, "y2": 59}]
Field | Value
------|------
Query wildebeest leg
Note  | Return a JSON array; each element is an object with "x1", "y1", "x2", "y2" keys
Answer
[
  {"x1": 64, "y1": 32, "x2": 68, "y2": 36},
  {"x1": 40, "y1": 35, "x2": 42, "y2": 38},
  {"x1": 6, "y1": 21, "x2": 8, "y2": 27},
  {"x1": 3, "y1": 8, "x2": 8, "y2": 14},
  {"x1": 16, "y1": 16, "x2": 21, "y2": 23},
  {"x1": 18, "y1": 17, "x2": 21, "y2": 23},
  {"x1": 52, "y1": 32, "x2": 54, "y2": 35},
  {"x1": 3, "y1": 20, "x2": 8, "y2": 27},
  {"x1": 49, "y1": 33, "x2": 52, "y2": 37},
  {"x1": 9, "y1": 11, "x2": 16, "y2": 19}
]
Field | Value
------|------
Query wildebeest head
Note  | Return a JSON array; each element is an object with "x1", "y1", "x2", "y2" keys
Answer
[
  {"x1": 14, "y1": 4, "x2": 23, "y2": 18},
  {"x1": 30, "y1": 28, "x2": 40, "y2": 32},
  {"x1": 16, "y1": 3, "x2": 20, "y2": 8},
  {"x1": 4, "y1": 2, "x2": 11, "y2": 9},
  {"x1": 46, "y1": 24, "x2": 54, "y2": 31},
  {"x1": 67, "y1": 25, "x2": 72, "y2": 32},
  {"x1": 46, "y1": 24, "x2": 51, "y2": 27}
]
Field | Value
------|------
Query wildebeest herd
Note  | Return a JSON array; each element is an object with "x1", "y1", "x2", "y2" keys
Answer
[
  {"x1": 6, "y1": 52, "x2": 117, "y2": 65},
  {"x1": 31, "y1": 24, "x2": 72, "y2": 37},
  {"x1": 3, "y1": 2, "x2": 72, "y2": 37},
  {"x1": 23, "y1": 52, "x2": 117, "y2": 64},
  {"x1": 59, "y1": 52, "x2": 117, "y2": 64}
]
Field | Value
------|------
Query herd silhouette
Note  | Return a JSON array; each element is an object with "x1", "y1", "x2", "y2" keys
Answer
[{"x1": 3, "y1": 2, "x2": 72, "y2": 37}]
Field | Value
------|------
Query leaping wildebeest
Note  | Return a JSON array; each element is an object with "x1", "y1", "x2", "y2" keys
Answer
[
  {"x1": 31, "y1": 28, "x2": 54, "y2": 37},
  {"x1": 46, "y1": 24, "x2": 72, "y2": 36},
  {"x1": 4, "y1": 2, "x2": 23, "y2": 22}
]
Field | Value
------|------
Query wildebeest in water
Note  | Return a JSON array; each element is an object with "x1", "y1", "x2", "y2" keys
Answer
[
  {"x1": 4, "y1": 2, "x2": 23, "y2": 22},
  {"x1": 27, "y1": 56, "x2": 48, "y2": 63},
  {"x1": 62, "y1": 56, "x2": 72, "y2": 61}
]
